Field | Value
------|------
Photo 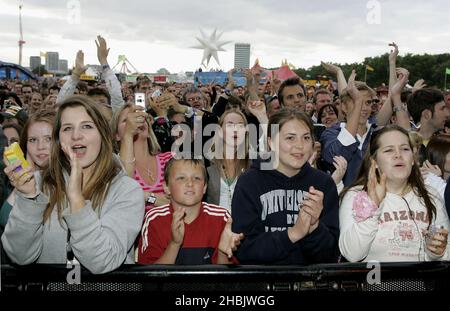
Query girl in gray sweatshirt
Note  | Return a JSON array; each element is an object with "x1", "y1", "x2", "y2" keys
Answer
[{"x1": 2, "y1": 95, "x2": 144, "y2": 274}]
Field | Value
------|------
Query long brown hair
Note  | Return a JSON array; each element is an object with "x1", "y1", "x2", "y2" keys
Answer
[
  {"x1": 209, "y1": 108, "x2": 250, "y2": 179},
  {"x1": 41, "y1": 95, "x2": 121, "y2": 222},
  {"x1": 340, "y1": 125, "x2": 436, "y2": 225}
]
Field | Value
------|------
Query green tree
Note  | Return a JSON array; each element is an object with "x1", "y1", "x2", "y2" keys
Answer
[{"x1": 292, "y1": 53, "x2": 450, "y2": 90}]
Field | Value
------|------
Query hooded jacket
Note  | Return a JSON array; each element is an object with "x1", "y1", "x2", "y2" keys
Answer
[{"x1": 231, "y1": 159, "x2": 340, "y2": 264}]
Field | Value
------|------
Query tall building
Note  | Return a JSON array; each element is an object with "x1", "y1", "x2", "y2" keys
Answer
[
  {"x1": 234, "y1": 43, "x2": 251, "y2": 70},
  {"x1": 45, "y1": 52, "x2": 59, "y2": 71},
  {"x1": 58, "y1": 59, "x2": 68, "y2": 73},
  {"x1": 29, "y1": 56, "x2": 41, "y2": 70}
]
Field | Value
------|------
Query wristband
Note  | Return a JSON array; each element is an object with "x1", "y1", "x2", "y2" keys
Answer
[
  {"x1": 146, "y1": 193, "x2": 157, "y2": 205},
  {"x1": 393, "y1": 104, "x2": 407, "y2": 113}
]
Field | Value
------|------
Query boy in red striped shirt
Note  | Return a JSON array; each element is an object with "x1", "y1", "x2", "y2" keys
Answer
[{"x1": 138, "y1": 158, "x2": 244, "y2": 264}]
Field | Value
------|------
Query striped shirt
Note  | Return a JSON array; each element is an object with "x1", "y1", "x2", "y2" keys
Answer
[{"x1": 138, "y1": 202, "x2": 230, "y2": 264}]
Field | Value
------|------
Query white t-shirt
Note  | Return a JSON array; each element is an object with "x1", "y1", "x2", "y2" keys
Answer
[{"x1": 339, "y1": 186, "x2": 450, "y2": 262}]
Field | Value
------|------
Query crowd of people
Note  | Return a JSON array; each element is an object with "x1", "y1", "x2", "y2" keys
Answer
[{"x1": 1, "y1": 37, "x2": 450, "y2": 274}]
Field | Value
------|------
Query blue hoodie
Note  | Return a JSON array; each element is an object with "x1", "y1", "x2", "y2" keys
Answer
[{"x1": 231, "y1": 160, "x2": 340, "y2": 265}]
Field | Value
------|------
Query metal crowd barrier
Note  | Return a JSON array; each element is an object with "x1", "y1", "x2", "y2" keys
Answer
[{"x1": 1, "y1": 261, "x2": 449, "y2": 292}]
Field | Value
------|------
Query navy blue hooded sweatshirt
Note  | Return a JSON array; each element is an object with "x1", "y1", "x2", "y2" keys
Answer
[{"x1": 231, "y1": 160, "x2": 340, "y2": 264}]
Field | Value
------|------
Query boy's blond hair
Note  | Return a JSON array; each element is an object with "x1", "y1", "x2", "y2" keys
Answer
[{"x1": 164, "y1": 158, "x2": 208, "y2": 185}]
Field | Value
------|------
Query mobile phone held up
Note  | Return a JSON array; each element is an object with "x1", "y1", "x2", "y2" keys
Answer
[
  {"x1": 4, "y1": 142, "x2": 30, "y2": 172},
  {"x1": 135, "y1": 93, "x2": 146, "y2": 108}
]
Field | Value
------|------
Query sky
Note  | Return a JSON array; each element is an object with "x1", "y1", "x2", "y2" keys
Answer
[{"x1": 1, "y1": 0, "x2": 450, "y2": 74}]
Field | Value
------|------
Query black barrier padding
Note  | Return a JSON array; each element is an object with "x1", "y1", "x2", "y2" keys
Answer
[{"x1": 1, "y1": 261, "x2": 450, "y2": 293}]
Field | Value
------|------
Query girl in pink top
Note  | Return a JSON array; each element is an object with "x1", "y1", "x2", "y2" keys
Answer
[{"x1": 112, "y1": 103, "x2": 173, "y2": 211}]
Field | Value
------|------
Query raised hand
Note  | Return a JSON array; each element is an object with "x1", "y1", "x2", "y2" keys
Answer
[
  {"x1": 247, "y1": 99, "x2": 267, "y2": 119},
  {"x1": 226, "y1": 69, "x2": 236, "y2": 90},
  {"x1": 244, "y1": 69, "x2": 259, "y2": 101},
  {"x1": 171, "y1": 207, "x2": 186, "y2": 245},
  {"x1": 331, "y1": 156, "x2": 348, "y2": 185},
  {"x1": 250, "y1": 66, "x2": 264, "y2": 77},
  {"x1": 412, "y1": 79, "x2": 427, "y2": 93},
  {"x1": 158, "y1": 92, "x2": 180, "y2": 111},
  {"x1": 156, "y1": 92, "x2": 184, "y2": 114},
  {"x1": 367, "y1": 159, "x2": 387, "y2": 207},
  {"x1": 124, "y1": 105, "x2": 148, "y2": 138},
  {"x1": 270, "y1": 71, "x2": 281, "y2": 95},
  {"x1": 390, "y1": 67, "x2": 410, "y2": 96},
  {"x1": 72, "y1": 50, "x2": 88, "y2": 77},
  {"x1": 421, "y1": 160, "x2": 442, "y2": 178},
  {"x1": 321, "y1": 61, "x2": 342, "y2": 75},
  {"x1": 243, "y1": 69, "x2": 254, "y2": 86},
  {"x1": 218, "y1": 217, "x2": 245, "y2": 259},
  {"x1": 61, "y1": 143, "x2": 85, "y2": 213},
  {"x1": 388, "y1": 42, "x2": 399, "y2": 63},
  {"x1": 148, "y1": 93, "x2": 170, "y2": 117},
  {"x1": 95, "y1": 35, "x2": 110, "y2": 66},
  {"x1": 3, "y1": 157, "x2": 35, "y2": 197},
  {"x1": 346, "y1": 70, "x2": 361, "y2": 103}
]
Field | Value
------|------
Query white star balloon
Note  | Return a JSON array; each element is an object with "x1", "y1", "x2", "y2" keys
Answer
[{"x1": 193, "y1": 29, "x2": 231, "y2": 68}]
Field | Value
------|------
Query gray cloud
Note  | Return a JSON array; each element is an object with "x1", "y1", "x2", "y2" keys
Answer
[{"x1": 1, "y1": 0, "x2": 449, "y2": 72}]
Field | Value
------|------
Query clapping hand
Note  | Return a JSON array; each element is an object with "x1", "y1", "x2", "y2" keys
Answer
[
  {"x1": 218, "y1": 218, "x2": 245, "y2": 259},
  {"x1": 367, "y1": 159, "x2": 386, "y2": 207},
  {"x1": 331, "y1": 156, "x2": 348, "y2": 185},
  {"x1": 61, "y1": 143, "x2": 85, "y2": 213},
  {"x1": 302, "y1": 186, "x2": 324, "y2": 232},
  {"x1": 171, "y1": 207, "x2": 186, "y2": 245}
]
